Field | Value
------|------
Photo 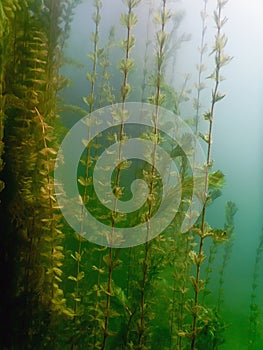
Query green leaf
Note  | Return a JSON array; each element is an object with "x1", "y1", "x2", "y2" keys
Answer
[
  {"x1": 121, "y1": 83, "x2": 131, "y2": 99},
  {"x1": 103, "y1": 255, "x2": 111, "y2": 267},
  {"x1": 214, "y1": 92, "x2": 225, "y2": 103},
  {"x1": 92, "y1": 265, "x2": 105, "y2": 274},
  {"x1": 208, "y1": 189, "x2": 222, "y2": 203},
  {"x1": 118, "y1": 160, "x2": 131, "y2": 170},
  {"x1": 203, "y1": 111, "x2": 212, "y2": 121},
  {"x1": 86, "y1": 72, "x2": 94, "y2": 84},
  {"x1": 119, "y1": 58, "x2": 134, "y2": 74},
  {"x1": 112, "y1": 259, "x2": 122, "y2": 269},
  {"x1": 55, "y1": 276, "x2": 62, "y2": 282},
  {"x1": 129, "y1": 0, "x2": 141, "y2": 9},
  {"x1": 70, "y1": 252, "x2": 82, "y2": 262},
  {"x1": 189, "y1": 250, "x2": 206, "y2": 265},
  {"x1": 39, "y1": 147, "x2": 57, "y2": 156},
  {"x1": 156, "y1": 31, "x2": 167, "y2": 47},
  {"x1": 78, "y1": 176, "x2": 92, "y2": 187},
  {"x1": 199, "y1": 132, "x2": 210, "y2": 143},
  {"x1": 100, "y1": 284, "x2": 112, "y2": 296},
  {"x1": 53, "y1": 267, "x2": 63, "y2": 276},
  {"x1": 189, "y1": 250, "x2": 198, "y2": 264},
  {"x1": 83, "y1": 94, "x2": 95, "y2": 107},
  {"x1": 68, "y1": 275, "x2": 77, "y2": 282},
  {"x1": 209, "y1": 170, "x2": 225, "y2": 189},
  {"x1": 120, "y1": 11, "x2": 138, "y2": 28},
  {"x1": 211, "y1": 228, "x2": 228, "y2": 242},
  {"x1": 77, "y1": 271, "x2": 85, "y2": 281},
  {"x1": 88, "y1": 52, "x2": 95, "y2": 62},
  {"x1": 120, "y1": 13, "x2": 129, "y2": 27}
]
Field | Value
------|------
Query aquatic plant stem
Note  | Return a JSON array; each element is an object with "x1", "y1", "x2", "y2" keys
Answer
[
  {"x1": 92, "y1": 251, "x2": 103, "y2": 350},
  {"x1": 248, "y1": 229, "x2": 263, "y2": 348},
  {"x1": 190, "y1": 61, "x2": 216, "y2": 350},
  {"x1": 190, "y1": 1, "x2": 230, "y2": 348},
  {"x1": 101, "y1": 1, "x2": 139, "y2": 348},
  {"x1": 194, "y1": 0, "x2": 208, "y2": 134},
  {"x1": 88, "y1": 0, "x2": 101, "y2": 113},
  {"x1": 101, "y1": 247, "x2": 113, "y2": 350},
  {"x1": 140, "y1": 0, "x2": 153, "y2": 103},
  {"x1": 70, "y1": 3, "x2": 101, "y2": 349},
  {"x1": 137, "y1": 1, "x2": 168, "y2": 348},
  {"x1": 97, "y1": 26, "x2": 115, "y2": 107},
  {"x1": 217, "y1": 201, "x2": 237, "y2": 312}
]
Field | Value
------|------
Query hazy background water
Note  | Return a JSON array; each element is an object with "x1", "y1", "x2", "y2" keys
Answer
[
  {"x1": 182, "y1": 1, "x2": 263, "y2": 347},
  {"x1": 61, "y1": 1, "x2": 263, "y2": 347}
]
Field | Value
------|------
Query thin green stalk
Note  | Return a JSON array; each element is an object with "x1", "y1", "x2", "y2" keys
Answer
[
  {"x1": 101, "y1": 247, "x2": 114, "y2": 350},
  {"x1": 217, "y1": 201, "x2": 237, "y2": 312},
  {"x1": 71, "y1": 3, "x2": 102, "y2": 345},
  {"x1": 248, "y1": 229, "x2": 263, "y2": 348},
  {"x1": 86, "y1": 0, "x2": 101, "y2": 113},
  {"x1": 45, "y1": 0, "x2": 61, "y2": 126},
  {"x1": 190, "y1": 1, "x2": 231, "y2": 349},
  {"x1": 97, "y1": 26, "x2": 115, "y2": 107},
  {"x1": 91, "y1": 249, "x2": 104, "y2": 350},
  {"x1": 101, "y1": 1, "x2": 140, "y2": 348},
  {"x1": 194, "y1": 0, "x2": 208, "y2": 134},
  {"x1": 140, "y1": 0, "x2": 153, "y2": 103},
  {"x1": 137, "y1": 1, "x2": 169, "y2": 348}
]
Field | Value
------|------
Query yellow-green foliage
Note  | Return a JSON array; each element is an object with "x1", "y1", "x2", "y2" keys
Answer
[
  {"x1": 0, "y1": 1, "x2": 80, "y2": 348},
  {"x1": 0, "y1": 1, "x2": 237, "y2": 350}
]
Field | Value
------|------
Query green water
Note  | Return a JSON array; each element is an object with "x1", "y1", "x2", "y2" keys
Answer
[{"x1": 0, "y1": 1, "x2": 262, "y2": 349}]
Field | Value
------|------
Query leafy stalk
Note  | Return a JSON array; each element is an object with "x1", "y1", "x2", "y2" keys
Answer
[
  {"x1": 140, "y1": 0, "x2": 153, "y2": 103},
  {"x1": 193, "y1": 0, "x2": 208, "y2": 134},
  {"x1": 136, "y1": 1, "x2": 170, "y2": 349},
  {"x1": 0, "y1": 1, "x2": 8, "y2": 196},
  {"x1": 97, "y1": 26, "x2": 115, "y2": 107},
  {"x1": 248, "y1": 229, "x2": 263, "y2": 348},
  {"x1": 0, "y1": 1, "x2": 78, "y2": 348},
  {"x1": 69, "y1": 2, "x2": 102, "y2": 349},
  {"x1": 83, "y1": 0, "x2": 101, "y2": 113},
  {"x1": 100, "y1": 1, "x2": 140, "y2": 349},
  {"x1": 217, "y1": 201, "x2": 237, "y2": 312},
  {"x1": 190, "y1": 1, "x2": 231, "y2": 349}
]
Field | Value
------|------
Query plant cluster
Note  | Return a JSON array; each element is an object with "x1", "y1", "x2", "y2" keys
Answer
[
  {"x1": 0, "y1": 1, "x2": 250, "y2": 350},
  {"x1": 0, "y1": 0, "x2": 81, "y2": 348},
  {"x1": 247, "y1": 229, "x2": 263, "y2": 349}
]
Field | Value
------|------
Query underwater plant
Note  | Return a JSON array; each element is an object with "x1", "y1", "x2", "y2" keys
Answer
[
  {"x1": 140, "y1": 0, "x2": 153, "y2": 104},
  {"x1": 0, "y1": 1, "x2": 238, "y2": 350},
  {"x1": 136, "y1": 1, "x2": 170, "y2": 348},
  {"x1": 0, "y1": 2, "x2": 14, "y2": 347},
  {"x1": 99, "y1": 2, "x2": 142, "y2": 348},
  {"x1": 189, "y1": 0, "x2": 232, "y2": 346},
  {"x1": 97, "y1": 26, "x2": 116, "y2": 108},
  {"x1": 0, "y1": 1, "x2": 81, "y2": 348},
  {"x1": 65, "y1": 2, "x2": 106, "y2": 349},
  {"x1": 0, "y1": 1, "x2": 7, "y2": 197},
  {"x1": 193, "y1": 0, "x2": 208, "y2": 135},
  {"x1": 216, "y1": 201, "x2": 238, "y2": 312},
  {"x1": 248, "y1": 229, "x2": 263, "y2": 348}
]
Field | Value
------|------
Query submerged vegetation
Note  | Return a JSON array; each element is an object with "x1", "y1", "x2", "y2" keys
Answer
[
  {"x1": 248, "y1": 229, "x2": 263, "y2": 349},
  {"x1": 0, "y1": 1, "x2": 261, "y2": 349}
]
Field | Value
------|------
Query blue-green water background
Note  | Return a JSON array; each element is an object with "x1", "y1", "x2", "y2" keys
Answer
[{"x1": 61, "y1": 1, "x2": 263, "y2": 348}]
